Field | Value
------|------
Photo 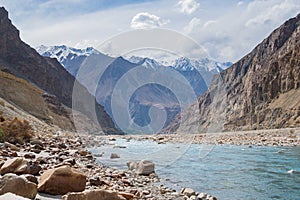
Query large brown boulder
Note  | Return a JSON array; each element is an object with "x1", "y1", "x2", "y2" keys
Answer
[
  {"x1": 0, "y1": 173, "x2": 37, "y2": 199},
  {"x1": 0, "y1": 157, "x2": 41, "y2": 175},
  {"x1": 0, "y1": 157, "x2": 28, "y2": 175},
  {"x1": 37, "y1": 165, "x2": 86, "y2": 195},
  {"x1": 62, "y1": 189, "x2": 126, "y2": 200}
]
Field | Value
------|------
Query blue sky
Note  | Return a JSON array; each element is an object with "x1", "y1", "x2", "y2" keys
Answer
[{"x1": 0, "y1": 0, "x2": 300, "y2": 62}]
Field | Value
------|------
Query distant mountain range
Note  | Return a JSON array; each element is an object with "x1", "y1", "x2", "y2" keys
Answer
[
  {"x1": 1, "y1": 6, "x2": 298, "y2": 135},
  {"x1": 37, "y1": 45, "x2": 231, "y2": 132}
]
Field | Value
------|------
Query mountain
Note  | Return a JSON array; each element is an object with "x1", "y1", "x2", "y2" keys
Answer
[
  {"x1": 0, "y1": 7, "x2": 120, "y2": 134},
  {"x1": 36, "y1": 45, "x2": 108, "y2": 76},
  {"x1": 0, "y1": 70, "x2": 76, "y2": 130},
  {"x1": 128, "y1": 56, "x2": 232, "y2": 96},
  {"x1": 164, "y1": 13, "x2": 300, "y2": 134},
  {"x1": 172, "y1": 57, "x2": 232, "y2": 86},
  {"x1": 37, "y1": 45, "x2": 231, "y2": 132}
]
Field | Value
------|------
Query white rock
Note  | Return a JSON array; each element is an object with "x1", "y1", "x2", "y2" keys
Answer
[
  {"x1": 181, "y1": 188, "x2": 195, "y2": 197},
  {"x1": 0, "y1": 192, "x2": 30, "y2": 200},
  {"x1": 135, "y1": 160, "x2": 155, "y2": 175}
]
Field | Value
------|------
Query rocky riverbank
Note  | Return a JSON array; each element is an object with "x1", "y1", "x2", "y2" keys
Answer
[
  {"x1": 0, "y1": 96, "x2": 216, "y2": 200},
  {"x1": 113, "y1": 128, "x2": 300, "y2": 147},
  {"x1": 0, "y1": 129, "x2": 216, "y2": 200},
  {"x1": 2, "y1": 97, "x2": 298, "y2": 200}
]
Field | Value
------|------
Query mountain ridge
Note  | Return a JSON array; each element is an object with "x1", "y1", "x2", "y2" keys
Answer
[
  {"x1": 37, "y1": 45, "x2": 231, "y2": 131},
  {"x1": 0, "y1": 7, "x2": 120, "y2": 134},
  {"x1": 164, "y1": 13, "x2": 300, "y2": 133}
]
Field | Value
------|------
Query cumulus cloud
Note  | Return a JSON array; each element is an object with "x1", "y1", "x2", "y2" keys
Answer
[
  {"x1": 184, "y1": 17, "x2": 201, "y2": 33},
  {"x1": 184, "y1": 18, "x2": 217, "y2": 34},
  {"x1": 131, "y1": 12, "x2": 169, "y2": 29},
  {"x1": 177, "y1": 0, "x2": 200, "y2": 15},
  {"x1": 245, "y1": 0, "x2": 298, "y2": 27},
  {"x1": 3, "y1": 0, "x2": 300, "y2": 62},
  {"x1": 183, "y1": 0, "x2": 300, "y2": 61}
]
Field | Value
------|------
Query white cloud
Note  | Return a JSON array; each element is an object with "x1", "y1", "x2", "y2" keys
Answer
[
  {"x1": 184, "y1": 19, "x2": 217, "y2": 34},
  {"x1": 184, "y1": 17, "x2": 201, "y2": 33},
  {"x1": 177, "y1": 0, "x2": 200, "y2": 15},
  {"x1": 245, "y1": 0, "x2": 299, "y2": 27},
  {"x1": 2, "y1": 0, "x2": 300, "y2": 62},
  {"x1": 184, "y1": 0, "x2": 300, "y2": 61},
  {"x1": 131, "y1": 12, "x2": 169, "y2": 29},
  {"x1": 203, "y1": 20, "x2": 217, "y2": 28},
  {"x1": 219, "y1": 46, "x2": 234, "y2": 60}
]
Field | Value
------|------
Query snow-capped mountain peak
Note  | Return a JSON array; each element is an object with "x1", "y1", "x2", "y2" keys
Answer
[
  {"x1": 127, "y1": 56, "x2": 164, "y2": 69},
  {"x1": 174, "y1": 57, "x2": 232, "y2": 72},
  {"x1": 36, "y1": 45, "x2": 100, "y2": 66},
  {"x1": 128, "y1": 55, "x2": 232, "y2": 73}
]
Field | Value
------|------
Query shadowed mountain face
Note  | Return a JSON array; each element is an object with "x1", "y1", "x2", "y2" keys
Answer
[
  {"x1": 0, "y1": 7, "x2": 121, "y2": 134},
  {"x1": 37, "y1": 45, "x2": 231, "y2": 132},
  {"x1": 164, "y1": 13, "x2": 300, "y2": 133}
]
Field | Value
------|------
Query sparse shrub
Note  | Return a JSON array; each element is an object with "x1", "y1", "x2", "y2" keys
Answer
[{"x1": 0, "y1": 116, "x2": 33, "y2": 144}]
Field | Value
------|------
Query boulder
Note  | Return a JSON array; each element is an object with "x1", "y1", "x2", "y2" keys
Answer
[
  {"x1": 136, "y1": 160, "x2": 155, "y2": 175},
  {"x1": 0, "y1": 158, "x2": 28, "y2": 175},
  {"x1": 62, "y1": 189, "x2": 126, "y2": 200},
  {"x1": 4, "y1": 142, "x2": 20, "y2": 151},
  {"x1": 0, "y1": 157, "x2": 41, "y2": 175},
  {"x1": 21, "y1": 174, "x2": 38, "y2": 184},
  {"x1": 0, "y1": 173, "x2": 37, "y2": 199},
  {"x1": 181, "y1": 187, "x2": 195, "y2": 197},
  {"x1": 127, "y1": 161, "x2": 138, "y2": 170},
  {"x1": 110, "y1": 153, "x2": 120, "y2": 159},
  {"x1": 127, "y1": 160, "x2": 155, "y2": 175},
  {"x1": 197, "y1": 193, "x2": 207, "y2": 199},
  {"x1": 27, "y1": 163, "x2": 41, "y2": 175},
  {"x1": 37, "y1": 165, "x2": 86, "y2": 195}
]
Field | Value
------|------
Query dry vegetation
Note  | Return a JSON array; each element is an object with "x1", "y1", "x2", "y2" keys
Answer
[{"x1": 0, "y1": 111, "x2": 33, "y2": 143}]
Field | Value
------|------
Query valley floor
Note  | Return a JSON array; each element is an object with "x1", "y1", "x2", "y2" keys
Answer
[{"x1": 1, "y1": 97, "x2": 298, "y2": 200}]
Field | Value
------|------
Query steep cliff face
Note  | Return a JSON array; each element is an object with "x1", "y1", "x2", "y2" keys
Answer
[
  {"x1": 165, "y1": 13, "x2": 300, "y2": 133},
  {"x1": 0, "y1": 7, "x2": 120, "y2": 134}
]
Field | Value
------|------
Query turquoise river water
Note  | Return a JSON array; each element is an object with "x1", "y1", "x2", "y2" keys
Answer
[{"x1": 89, "y1": 138, "x2": 300, "y2": 200}]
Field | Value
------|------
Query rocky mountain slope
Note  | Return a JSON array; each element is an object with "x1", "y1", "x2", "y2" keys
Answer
[
  {"x1": 37, "y1": 45, "x2": 231, "y2": 131},
  {"x1": 164, "y1": 13, "x2": 300, "y2": 133},
  {"x1": 0, "y1": 7, "x2": 120, "y2": 134},
  {"x1": 0, "y1": 70, "x2": 75, "y2": 130}
]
